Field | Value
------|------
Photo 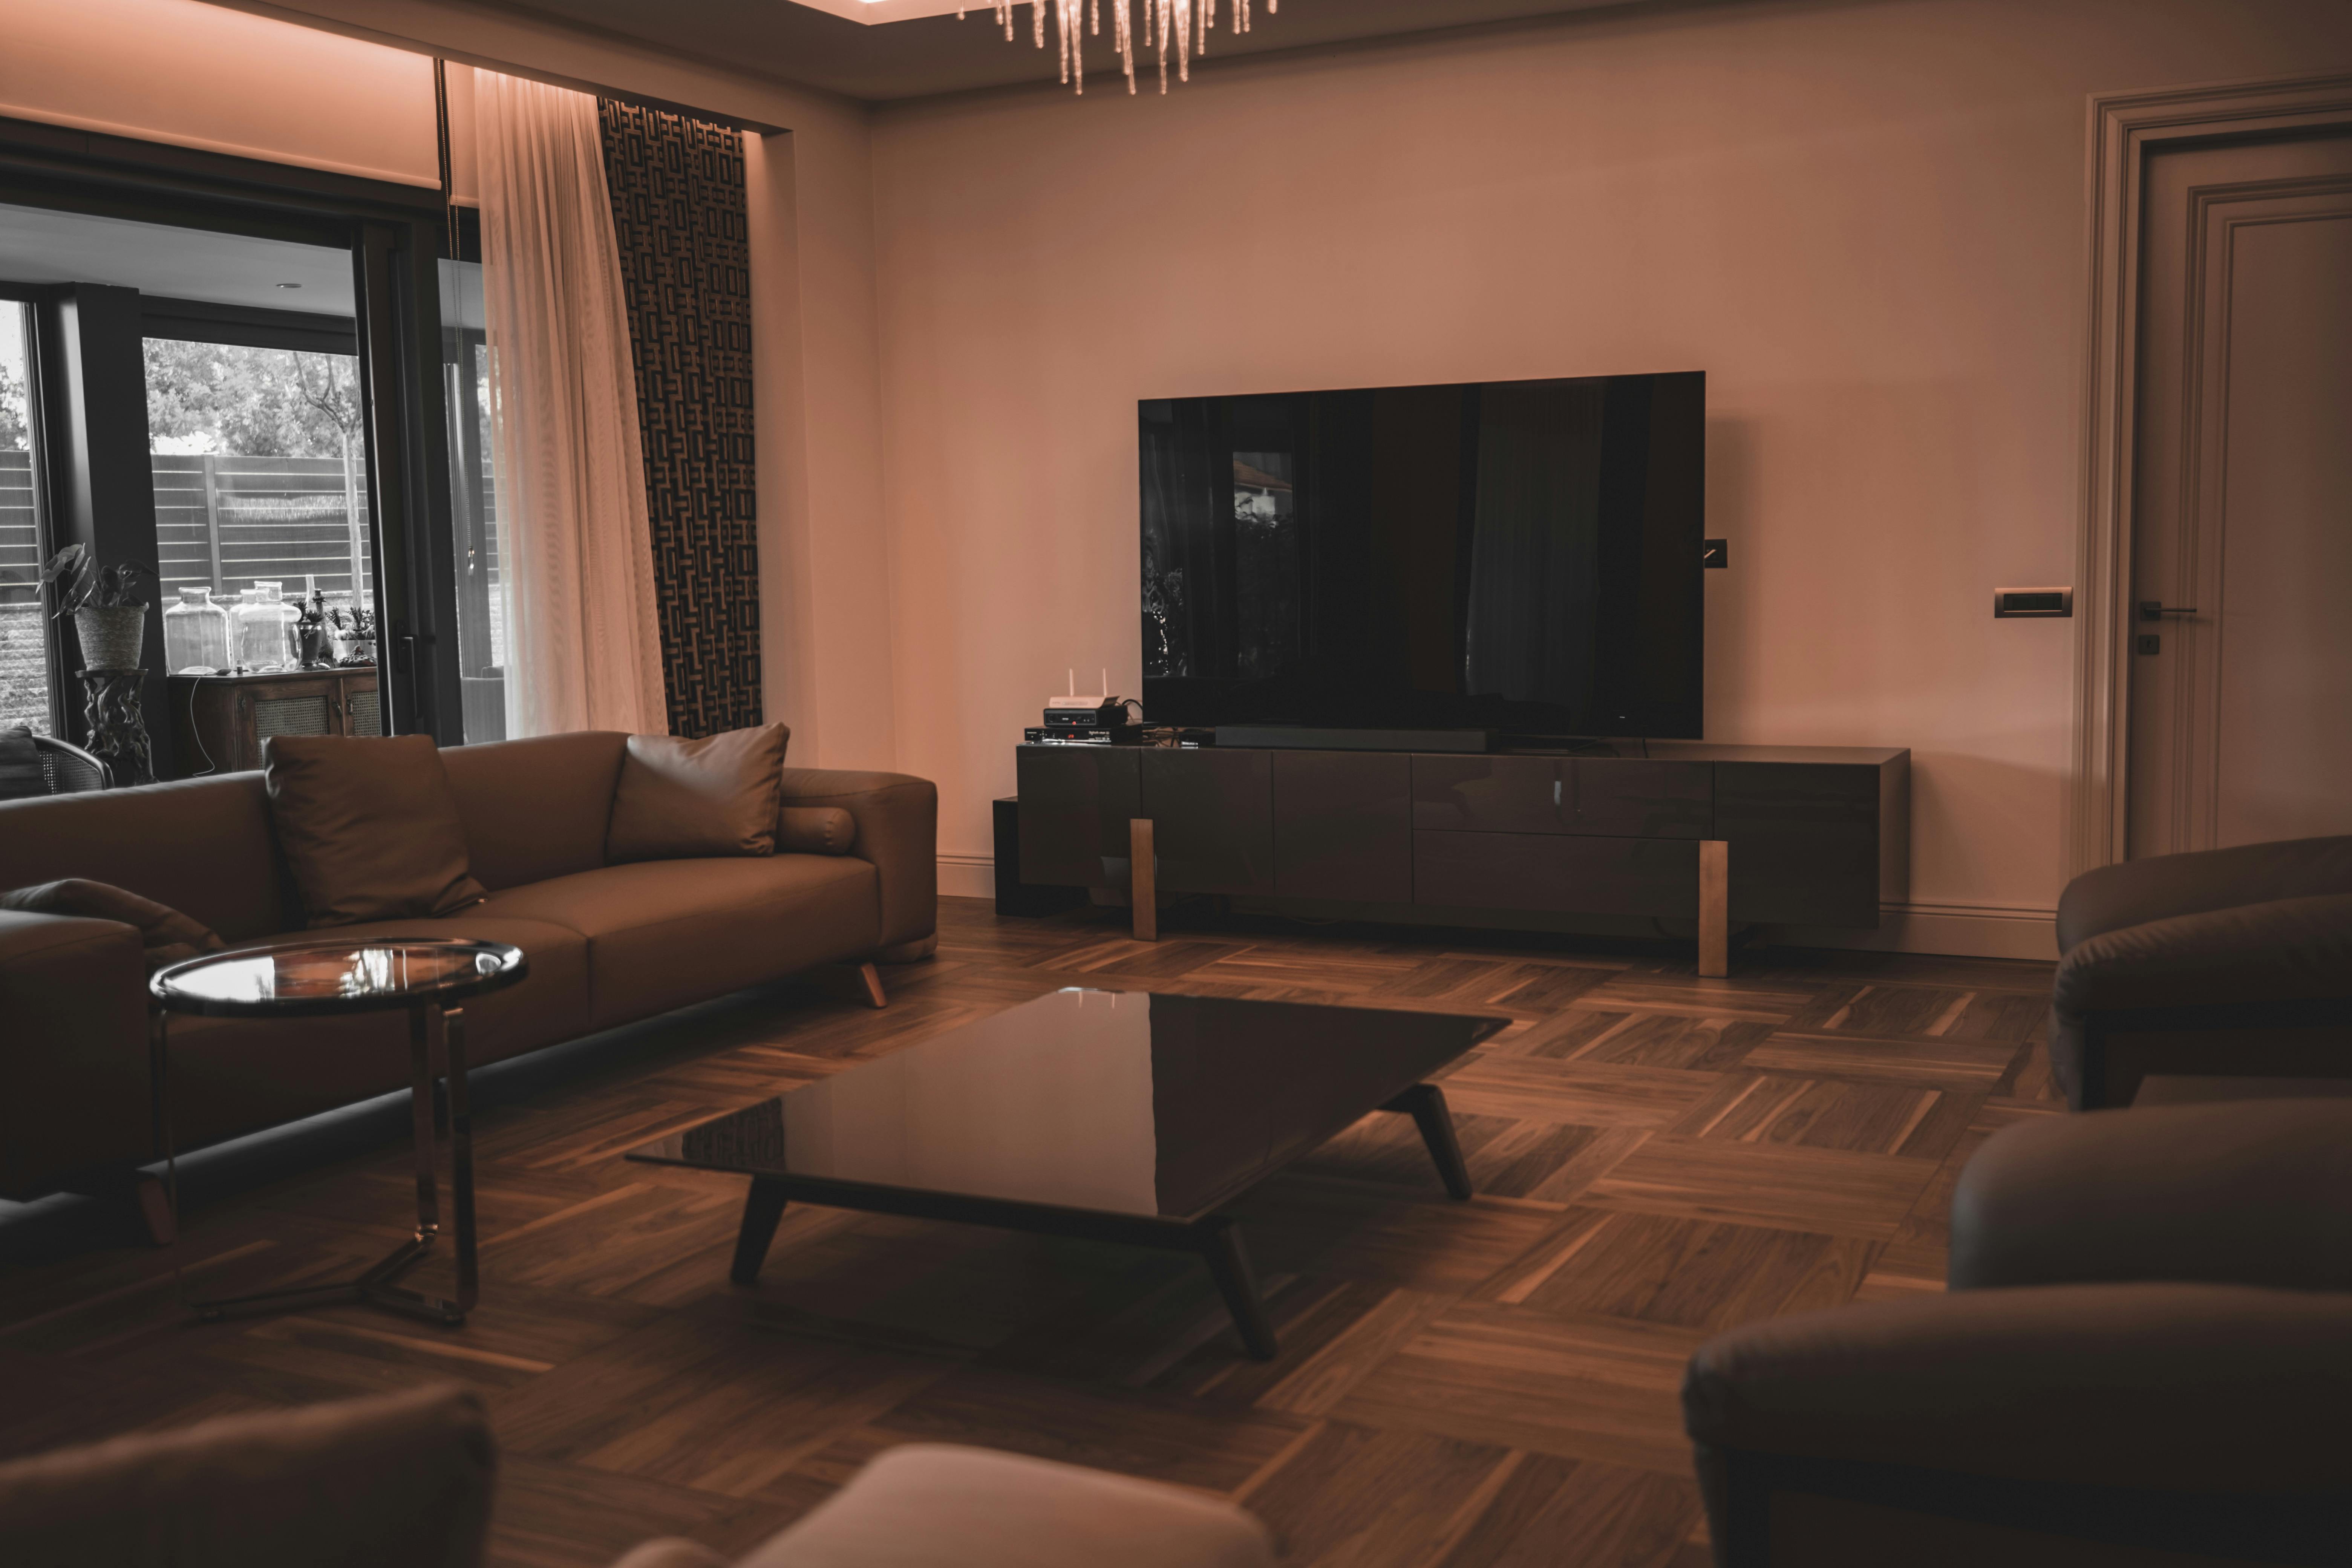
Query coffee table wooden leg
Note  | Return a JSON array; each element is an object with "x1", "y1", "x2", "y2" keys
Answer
[
  {"x1": 1383, "y1": 1083, "x2": 1474, "y2": 1200},
  {"x1": 732, "y1": 1176, "x2": 791, "y2": 1284},
  {"x1": 1197, "y1": 1217, "x2": 1277, "y2": 1360}
]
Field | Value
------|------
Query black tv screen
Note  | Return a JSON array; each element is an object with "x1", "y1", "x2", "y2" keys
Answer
[{"x1": 1140, "y1": 371, "x2": 1704, "y2": 738}]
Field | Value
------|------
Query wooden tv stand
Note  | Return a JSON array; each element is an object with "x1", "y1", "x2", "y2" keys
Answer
[{"x1": 1014, "y1": 739, "x2": 1908, "y2": 977}]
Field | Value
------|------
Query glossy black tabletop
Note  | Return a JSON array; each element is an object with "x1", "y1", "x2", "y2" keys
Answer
[
  {"x1": 150, "y1": 938, "x2": 527, "y2": 1018},
  {"x1": 630, "y1": 988, "x2": 1505, "y2": 1223}
]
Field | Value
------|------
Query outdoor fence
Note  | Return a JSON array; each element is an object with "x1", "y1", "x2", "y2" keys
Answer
[
  {"x1": 151, "y1": 452, "x2": 373, "y2": 602},
  {"x1": 1, "y1": 451, "x2": 45, "y2": 730},
  {"x1": 0, "y1": 449, "x2": 502, "y2": 733}
]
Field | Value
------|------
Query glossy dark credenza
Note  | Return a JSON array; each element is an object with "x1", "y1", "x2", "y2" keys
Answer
[{"x1": 1014, "y1": 740, "x2": 1908, "y2": 973}]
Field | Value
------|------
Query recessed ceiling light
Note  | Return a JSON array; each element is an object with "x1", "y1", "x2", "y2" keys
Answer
[{"x1": 275, "y1": 282, "x2": 302, "y2": 290}]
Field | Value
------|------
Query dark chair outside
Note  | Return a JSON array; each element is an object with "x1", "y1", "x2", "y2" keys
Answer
[{"x1": 0, "y1": 728, "x2": 113, "y2": 801}]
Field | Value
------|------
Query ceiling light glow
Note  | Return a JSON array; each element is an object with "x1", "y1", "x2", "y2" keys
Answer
[{"x1": 957, "y1": 0, "x2": 1276, "y2": 95}]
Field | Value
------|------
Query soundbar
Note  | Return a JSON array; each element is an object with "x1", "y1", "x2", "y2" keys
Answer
[{"x1": 1212, "y1": 726, "x2": 1491, "y2": 753}]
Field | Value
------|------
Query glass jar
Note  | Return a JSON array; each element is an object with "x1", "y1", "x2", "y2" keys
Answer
[
  {"x1": 162, "y1": 586, "x2": 233, "y2": 674},
  {"x1": 233, "y1": 583, "x2": 299, "y2": 673}
]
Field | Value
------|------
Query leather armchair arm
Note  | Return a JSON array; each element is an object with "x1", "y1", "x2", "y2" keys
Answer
[
  {"x1": 0, "y1": 1384, "x2": 495, "y2": 1568},
  {"x1": 1949, "y1": 1100, "x2": 2352, "y2": 1293},
  {"x1": 2056, "y1": 836, "x2": 2352, "y2": 952},
  {"x1": 2052, "y1": 893, "x2": 2352, "y2": 1019},
  {"x1": 1684, "y1": 1284, "x2": 2352, "y2": 1494},
  {"x1": 0, "y1": 909, "x2": 150, "y2": 1197},
  {"x1": 778, "y1": 768, "x2": 937, "y2": 956}
]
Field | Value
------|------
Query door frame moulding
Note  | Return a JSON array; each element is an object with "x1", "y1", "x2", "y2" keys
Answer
[{"x1": 2070, "y1": 72, "x2": 2352, "y2": 876}]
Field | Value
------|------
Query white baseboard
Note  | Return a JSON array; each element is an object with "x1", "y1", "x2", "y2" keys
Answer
[
  {"x1": 1762, "y1": 902, "x2": 2058, "y2": 962},
  {"x1": 937, "y1": 857, "x2": 2058, "y2": 963},
  {"x1": 939, "y1": 853, "x2": 995, "y2": 901}
]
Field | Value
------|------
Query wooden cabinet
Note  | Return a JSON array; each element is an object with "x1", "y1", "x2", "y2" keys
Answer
[
  {"x1": 1412, "y1": 755, "x2": 1713, "y2": 839},
  {"x1": 1275, "y1": 750, "x2": 1412, "y2": 902},
  {"x1": 1013, "y1": 740, "x2": 1908, "y2": 961},
  {"x1": 1017, "y1": 745, "x2": 1141, "y2": 890},
  {"x1": 166, "y1": 667, "x2": 381, "y2": 776},
  {"x1": 1140, "y1": 747, "x2": 1276, "y2": 895},
  {"x1": 1415, "y1": 831, "x2": 1699, "y2": 917}
]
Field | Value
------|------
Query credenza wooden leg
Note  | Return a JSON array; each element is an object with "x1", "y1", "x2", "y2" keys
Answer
[
  {"x1": 1130, "y1": 818, "x2": 1158, "y2": 942},
  {"x1": 1698, "y1": 839, "x2": 1730, "y2": 978}
]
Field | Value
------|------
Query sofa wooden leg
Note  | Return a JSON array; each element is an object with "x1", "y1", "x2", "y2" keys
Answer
[
  {"x1": 812, "y1": 962, "x2": 889, "y2": 1008},
  {"x1": 137, "y1": 1175, "x2": 176, "y2": 1247}
]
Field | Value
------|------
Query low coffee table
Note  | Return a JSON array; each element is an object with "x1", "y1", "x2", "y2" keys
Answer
[{"x1": 628, "y1": 988, "x2": 1505, "y2": 1357}]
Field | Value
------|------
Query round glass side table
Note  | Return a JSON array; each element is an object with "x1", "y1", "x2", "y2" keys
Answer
[{"x1": 150, "y1": 937, "x2": 527, "y2": 1325}]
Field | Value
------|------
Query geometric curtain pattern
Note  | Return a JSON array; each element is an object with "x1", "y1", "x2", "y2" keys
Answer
[{"x1": 595, "y1": 100, "x2": 761, "y2": 738}]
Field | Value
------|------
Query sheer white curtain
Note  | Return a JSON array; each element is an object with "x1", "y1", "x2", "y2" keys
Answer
[{"x1": 474, "y1": 69, "x2": 669, "y2": 738}]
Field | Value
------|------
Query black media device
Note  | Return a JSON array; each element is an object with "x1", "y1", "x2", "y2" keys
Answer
[
  {"x1": 1042, "y1": 701, "x2": 1135, "y2": 730},
  {"x1": 1139, "y1": 371, "x2": 1705, "y2": 740}
]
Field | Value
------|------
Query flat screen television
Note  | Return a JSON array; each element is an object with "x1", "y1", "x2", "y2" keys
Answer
[{"x1": 1139, "y1": 371, "x2": 1704, "y2": 739}]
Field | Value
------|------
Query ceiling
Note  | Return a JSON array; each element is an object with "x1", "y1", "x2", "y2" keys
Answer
[
  {"x1": 0, "y1": 202, "x2": 355, "y2": 315},
  {"x1": 484, "y1": 0, "x2": 1644, "y2": 103}
]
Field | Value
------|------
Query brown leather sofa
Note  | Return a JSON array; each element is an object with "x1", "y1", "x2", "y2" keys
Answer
[
  {"x1": 1682, "y1": 1099, "x2": 2352, "y2": 1566},
  {"x1": 2049, "y1": 836, "x2": 2352, "y2": 1109},
  {"x1": 0, "y1": 731, "x2": 936, "y2": 1214}
]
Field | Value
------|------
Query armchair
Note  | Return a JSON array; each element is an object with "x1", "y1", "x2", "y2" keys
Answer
[
  {"x1": 2049, "y1": 836, "x2": 2352, "y2": 1108},
  {"x1": 1681, "y1": 1100, "x2": 2352, "y2": 1566}
]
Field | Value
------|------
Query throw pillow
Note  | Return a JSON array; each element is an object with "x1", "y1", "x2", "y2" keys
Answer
[
  {"x1": 263, "y1": 734, "x2": 488, "y2": 927},
  {"x1": 0, "y1": 878, "x2": 229, "y2": 970},
  {"x1": 777, "y1": 806, "x2": 856, "y2": 856},
  {"x1": 606, "y1": 723, "x2": 791, "y2": 863}
]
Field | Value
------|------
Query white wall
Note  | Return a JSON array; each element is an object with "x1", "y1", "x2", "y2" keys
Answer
[
  {"x1": 1, "y1": 0, "x2": 439, "y2": 185},
  {"x1": 866, "y1": 0, "x2": 2352, "y2": 954}
]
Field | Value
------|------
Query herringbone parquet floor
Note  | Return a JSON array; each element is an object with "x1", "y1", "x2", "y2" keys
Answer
[{"x1": 0, "y1": 896, "x2": 2061, "y2": 1567}]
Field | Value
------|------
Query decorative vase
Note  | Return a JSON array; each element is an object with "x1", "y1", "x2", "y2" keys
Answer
[{"x1": 74, "y1": 605, "x2": 146, "y2": 672}]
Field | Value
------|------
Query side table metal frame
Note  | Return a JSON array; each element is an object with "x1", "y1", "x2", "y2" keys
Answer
[{"x1": 153, "y1": 1000, "x2": 479, "y2": 1325}]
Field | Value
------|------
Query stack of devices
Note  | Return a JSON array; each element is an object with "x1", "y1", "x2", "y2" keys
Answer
[{"x1": 1025, "y1": 674, "x2": 1142, "y2": 744}]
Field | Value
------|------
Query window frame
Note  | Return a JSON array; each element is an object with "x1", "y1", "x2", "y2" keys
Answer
[
  {"x1": 0, "y1": 283, "x2": 63, "y2": 733},
  {"x1": 0, "y1": 113, "x2": 464, "y2": 757}
]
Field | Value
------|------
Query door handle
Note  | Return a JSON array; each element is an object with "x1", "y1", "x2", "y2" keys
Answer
[{"x1": 2138, "y1": 601, "x2": 2199, "y2": 622}]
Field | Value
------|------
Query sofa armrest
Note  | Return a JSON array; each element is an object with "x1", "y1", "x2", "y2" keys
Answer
[
  {"x1": 0, "y1": 1384, "x2": 496, "y2": 1568},
  {"x1": 0, "y1": 909, "x2": 152, "y2": 1198},
  {"x1": 2052, "y1": 894, "x2": 2352, "y2": 1021},
  {"x1": 778, "y1": 769, "x2": 937, "y2": 954},
  {"x1": 2056, "y1": 836, "x2": 2352, "y2": 953},
  {"x1": 1685, "y1": 1284, "x2": 2352, "y2": 1491},
  {"x1": 1949, "y1": 1100, "x2": 2352, "y2": 1293}
]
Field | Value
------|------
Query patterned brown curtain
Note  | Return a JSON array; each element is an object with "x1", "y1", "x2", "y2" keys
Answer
[{"x1": 595, "y1": 101, "x2": 760, "y2": 737}]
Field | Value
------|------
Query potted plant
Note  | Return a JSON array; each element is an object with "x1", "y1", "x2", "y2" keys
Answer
[{"x1": 41, "y1": 545, "x2": 155, "y2": 672}]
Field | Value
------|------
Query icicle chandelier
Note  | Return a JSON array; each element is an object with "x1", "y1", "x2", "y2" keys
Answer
[{"x1": 956, "y1": 1, "x2": 1277, "y2": 96}]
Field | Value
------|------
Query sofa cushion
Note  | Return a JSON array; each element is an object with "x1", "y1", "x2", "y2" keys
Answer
[
  {"x1": 158, "y1": 914, "x2": 590, "y2": 1152},
  {"x1": 606, "y1": 725, "x2": 791, "y2": 864},
  {"x1": 442, "y1": 731, "x2": 629, "y2": 892},
  {"x1": 477, "y1": 856, "x2": 878, "y2": 1030},
  {"x1": 264, "y1": 735, "x2": 488, "y2": 927}
]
